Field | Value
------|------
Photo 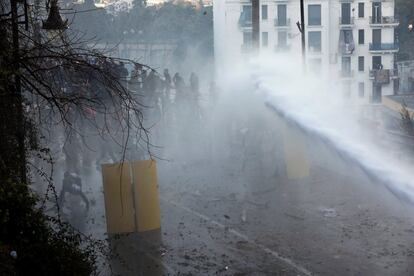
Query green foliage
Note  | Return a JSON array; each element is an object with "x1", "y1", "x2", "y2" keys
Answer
[
  {"x1": 0, "y1": 9, "x2": 98, "y2": 275},
  {"x1": 0, "y1": 179, "x2": 96, "y2": 275}
]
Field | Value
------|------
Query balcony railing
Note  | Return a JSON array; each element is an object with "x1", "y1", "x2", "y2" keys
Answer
[
  {"x1": 308, "y1": 46, "x2": 322, "y2": 53},
  {"x1": 368, "y1": 69, "x2": 395, "y2": 84},
  {"x1": 339, "y1": 70, "x2": 354, "y2": 78},
  {"x1": 369, "y1": 16, "x2": 399, "y2": 26},
  {"x1": 239, "y1": 19, "x2": 252, "y2": 28},
  {"x1": 339, "y1": 17, "x2": 355, "y2": 27},
  {"x1": 241, "y1": 44, "x2": 253, "y2": 53},
  {"x1": 274, "y1": 44, "x2": 291, "y2": 52},
  {"x1": 369, "y1": 43, "x2": 399, "y2": 52},
  {"x1": 238, "y1": 12, "x2": 252, "y2": 28},
  {"x1": 369, "y1": 69, "x2": 398, "y2": 79},
  {"x1": 274, "y1": 18, "x2": 291, "y2": 27}
]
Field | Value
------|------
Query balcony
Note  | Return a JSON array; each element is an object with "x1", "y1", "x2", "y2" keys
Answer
[
  {"x1": 241, "y1": 44, "x2": 253, "y2": 53},
  {"x1": 339, "y1": 70, "x2": 354, "y2": 78},
  {"x1": 274, "y1": 18, "x2": 291, "y2": 28},
  {"x1": 368, "y1": 69, "x2": 396, "y2": 85},
  {"x1": 369, "y1": 16, "x2": 399, "y2": 27},
  {"x1": 339, "y1": 17, "x2": 355, "y2": 29},
  {"x1": 239, "y1": 19, "x2": 252, "y2": 29},
  {"x1": 369, "y1": 43, "x2": 399, "y2": 53},
  {"x1": 369, "y1": 69, "x2": 398, "y2": 80}
]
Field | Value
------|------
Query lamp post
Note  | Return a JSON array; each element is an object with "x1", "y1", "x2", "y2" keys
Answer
[
  {"x1": 42, "y1": 0, "x2": 68, "y2": 42},
  {"x1": 10, "y1": 0, "x2": 27, "y2": 183},
  {"x1": 8, "y1": 0, "x2": 67, "y2": 183},
  {"x1": 296, "y1": 0, "x2": 306, "y2": 71},
  {"x1": 252, "y1": 0, "x2": 260, "y2": 51},
  {"x1": 300, "y1": 0, "x2": 305, "y2": 66},
  {"x1": 42, "y1": 0, "x2": 68, "y2": 31}
]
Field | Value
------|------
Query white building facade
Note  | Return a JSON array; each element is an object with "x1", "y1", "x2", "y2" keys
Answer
[{"x1": 213, "y1": 0, "x2": 399, "y2": 103}]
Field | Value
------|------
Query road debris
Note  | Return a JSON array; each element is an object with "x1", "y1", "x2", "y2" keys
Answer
[{"x1": 320, "y1": 207, "x2": 337, "y2": 218}]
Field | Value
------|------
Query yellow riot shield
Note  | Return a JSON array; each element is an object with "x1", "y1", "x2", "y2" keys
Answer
[
  {"x1": 131, "y1": 160, "x2": 161, "y2": 232},
  {"x1": 102, "y1": 160, "x2": 161, "y2": 234},
  {"x1": 281, "y1": 121, "x2": 310, "y2": 180}
]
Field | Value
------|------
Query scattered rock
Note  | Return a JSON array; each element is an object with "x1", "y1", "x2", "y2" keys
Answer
[{"x1": 320, "y1": 207, "x2": 337, "y2": 218}]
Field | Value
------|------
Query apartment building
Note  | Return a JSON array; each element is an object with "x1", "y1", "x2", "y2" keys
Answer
[{"x1": 213, "y1": 0, "x2": 399, "y2": 103}]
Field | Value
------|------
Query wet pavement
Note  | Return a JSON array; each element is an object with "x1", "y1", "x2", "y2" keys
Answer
[{"x1": 42, "y1": 98, "x2": 414, "y2": 275}]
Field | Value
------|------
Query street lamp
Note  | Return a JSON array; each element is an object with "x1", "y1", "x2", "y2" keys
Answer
[
  {"x1": 42, "y1": 0, "x2": 68, "y2": 30},
  {"x1": 6, "y1": 0, "x2": 67, "y2": 183}
]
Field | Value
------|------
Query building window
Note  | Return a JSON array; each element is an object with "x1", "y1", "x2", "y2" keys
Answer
[
  {"x1": 358, "y1": 29, "x2": 364, "y2": 44},
  {"x1": 358, "y1": 56, "x2": 364, "y2": 72},
  {"x1": 239, "y1": 5, "x2": 252, "y2": 27},
  {"x1": 342, "y1": 56, "x2": 351, "y2": 74},
  {"x1": 262, "y1": 32, "x2": 268, "y2": 47},
  {"x1": 308, "y1": 31, "x2": 322, "y2": 52},
  {"x1": 277, "y1": 4, "x2": 287, "y2": 26},
  {"x1": 339, "y1": 30, "x2": 355, "y2": 54},
  {"x1": 343, "y1": 81, "x2": 351, "y2": 98},
  {"x1": 308, "y1": 5, "x2": 321, "y2": 26},
  {"x1": 372, "y1": 56, "x2": 382, "y2": 70},
  {"x1": 372, "y1": 2, "x2": 382, "y2": 24},
  {"x1": 358, "y1": 3, "x2": 364, "y2": 18},
  {"x1": 278, "y1": 31, "x2": 287, "y2": 47},
  {"x1": 372, "y1": 29, "x2": 381, "y2": 45},
  {"x1": 243, "y1": 32, "x2": 252, "y2": 46},
  {"x1": 262, "y1": 5, "x2": 268, "y2": 20},
  {"x1": 358, "y1": 82, "x2": 365, "y2": 97},
  {"x1": 309, "y1": 58, "x2": 322, "y2": 74},
  {"x1": 341, "y1": 3, "x2": 351, "y2": 25}
]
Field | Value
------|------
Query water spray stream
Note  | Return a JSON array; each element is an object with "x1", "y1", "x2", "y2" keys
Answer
[{"x1": 222, "y1": 52, "x2": 414, "y2": 205}]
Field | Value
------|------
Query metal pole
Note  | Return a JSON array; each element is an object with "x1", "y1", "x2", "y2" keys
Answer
[
  {"x1": 252, "y1": 0, "x2": 260, "y2": 51},
  {"x1": 300, "y1": 0, "x2": 306, "y2": 69}
]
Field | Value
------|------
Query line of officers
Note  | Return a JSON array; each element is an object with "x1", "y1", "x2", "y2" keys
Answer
[{"x1": 127, "y1": 64, "x2": 218, "y2": 121}]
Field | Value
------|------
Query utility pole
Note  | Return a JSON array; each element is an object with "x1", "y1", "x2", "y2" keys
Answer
[
  {"x1": 297, "y1": 0, "x2": 306, "y2": 69},
  {"x1": 252, "y1": 0, "x2": 260, "y2": 51},
  {"x1": 300, "y1": 0, "x2": 306, "y2": 68}
]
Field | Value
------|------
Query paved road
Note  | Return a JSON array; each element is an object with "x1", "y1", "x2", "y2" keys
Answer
[{"x1": 48, "y1": 99, "x2": 414, "y2": 275}]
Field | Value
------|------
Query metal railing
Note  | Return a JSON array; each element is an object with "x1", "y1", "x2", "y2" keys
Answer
[
  {"x1": 238, "y1": 12, "x2": 252, "y2": 28},
  {"x1": 369, "y1": 69, "x2": 398, "y2": 78},
  {"x1": 239, "y1": 19, "x2": 252, "y2": 28},
  {"x1": 274, "y1": 44, "x2": 291, "y2": 52},
  {"x1": 369, "y1": 16, "x2": 399, "y2": 25},
  {"x1": 369, "y1": 43, "x2": 399, "y2": 51},
  {"x1": 274, "y1": 18, "x2": 291, "y2": 27},
  {"x1": 241, "y1": 44, "x2": 253, "y2": 53},
  {"x1": 339, "y1": 16, "x2": 355, "y2": 26},
  {"x1": 308, "y1": 46, "x2": 322, "y2": 53}
]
